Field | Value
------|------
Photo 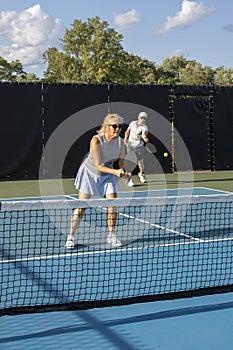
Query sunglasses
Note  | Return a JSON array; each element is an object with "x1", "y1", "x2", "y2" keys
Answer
[{"x1": 109, "y1": 124, "x2": 122, "y2": 130}]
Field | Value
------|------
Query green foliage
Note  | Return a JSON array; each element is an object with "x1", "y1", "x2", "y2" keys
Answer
[
  {"x1": 16, "y1": 73, "x2": 40, "y2": 82},
  {"x1": 43, "y1": 16, "x2": 160, "y2": 84},
  {"x1": 43, "y1": 16, "x2": 125, "y2": 83},
  {"x1": 0, "y1": 57, "x2": 26, "y2": 82},
  {"x1": 42, "y1": 48, "x2": 76, "y2": 82},
  {"x1": 1, "y1": 17, "x2": 233, "y2": 85},
  {"x1": 157, "y1": 56, "x2": 187, "y2": 84},
  {"x1": 179, "y1": 61, "x2": 214, "y2": 85},
  {"x1": 157, "y1": 56, "x2": 215, "y2": 85},
  {"x1": 213, "y1": 67, "x2": 233, "y2": 85}
]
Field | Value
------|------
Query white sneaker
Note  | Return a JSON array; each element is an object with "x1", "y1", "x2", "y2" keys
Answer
[
  {"x1": 126, "y1": 179, "x2": 134, "y2": 187},
  {"x1": 106, "y1": 234, "x2": 122, "y2": 247},
  {"x1": 138, "y1": 173, "x2": 146, "y2": 183},
  {"x1": 65, "y1": 235, "x2": 75, "y2": 249}
]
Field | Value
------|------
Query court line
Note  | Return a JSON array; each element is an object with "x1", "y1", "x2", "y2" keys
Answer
[
  {"x1": 65, "y1": 195, "x2": 76, "y2": 200},
  {"x1": 1, "y1": 236, "x2": 233, "y2": 264},
  {"x1": 201, "y1": 187, "x2": 232, "y2": 195},
  {"x1": 100, "y1": 206, "x2": 203, "y2": 243},
  {"x1": 117, "y1": 210, "x2": 203, "y2": 242}
]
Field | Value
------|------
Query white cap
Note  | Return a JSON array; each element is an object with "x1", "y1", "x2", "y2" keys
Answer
[{"x1": 138, "y1": 111, "x2": 148, "y2": 119}]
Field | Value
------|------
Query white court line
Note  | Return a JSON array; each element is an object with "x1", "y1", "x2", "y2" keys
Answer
[
  {"x1": 200, "y1": 187, "x2": 232, "y2": 195},
  {"x1": 101, "y1": 206, "x2": 203, "y2": 242},
  {"x1": 117, "y1": 210, "x2": 203, "y2": 242},
  {"x1": 65, "y1": 195, "x2": 77, "y2": 200},
  {"x1": 1, "y1": 236, "x2": 233, "y2": 264}
]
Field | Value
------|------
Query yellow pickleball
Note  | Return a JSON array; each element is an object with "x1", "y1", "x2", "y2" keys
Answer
[{"x1": 163, "y1": 152, "x2": 169, "y2": 158}]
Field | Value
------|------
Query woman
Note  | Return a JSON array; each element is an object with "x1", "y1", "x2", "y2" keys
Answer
[{"x1": 66, "y1": 113, "x2": 126, "y2": 249}]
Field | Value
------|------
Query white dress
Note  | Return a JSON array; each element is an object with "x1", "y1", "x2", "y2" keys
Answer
[{"x1": 74, "y1": 134, "x2": 122, "y2": 197}]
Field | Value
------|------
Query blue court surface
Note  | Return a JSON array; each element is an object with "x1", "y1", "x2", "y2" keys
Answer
[
  {"x1": 1, "y1": 187, "x2": 233, "y2": 349},
  {"x1": 1, "y1": 186, "x2": 229, "y2": 202},
  {"x1": 0, "y1": 292, "x2": 233, "y2": 350}
]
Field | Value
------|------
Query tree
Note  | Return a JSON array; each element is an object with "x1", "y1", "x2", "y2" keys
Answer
[
  {"x1": 43, "y1": 17, "x2": 162, "y2": 84},
  {"x1": 0, "y1": 57, "x2": 26, "y2": 82},
  {"x1": 108, "y1": 53, "x2": 159, "y2": 84},
  {"x1": 43, "y1": 16, "x2": 126, "y2": 83},
  {"x1": 43, "y1": 48, "x2": 77, "y2": 82},
  {"x1": 213, "y1": 67, "x2": 233, "y2": 85},
  {"x1": 16, "y1": 73, "x2": 40, "y2": 82},
  {"x1": 179, "y1": 60, "x2": 214, "y2": 85},
  {"x1": 157, "y1": 56, "x2": 188, "y2": 85},
  {"x1": 127, "y1": 55, "x2": 159, "y2": 84}
]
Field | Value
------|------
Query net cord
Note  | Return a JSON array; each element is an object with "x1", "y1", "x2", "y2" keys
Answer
[{"x1": 1, "y1": 194, "x2": 233, "y2": 211}]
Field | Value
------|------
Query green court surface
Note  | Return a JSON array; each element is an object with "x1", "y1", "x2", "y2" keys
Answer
[{"x1": 0, "y1": 170, "x2": 233, "y2": 199}]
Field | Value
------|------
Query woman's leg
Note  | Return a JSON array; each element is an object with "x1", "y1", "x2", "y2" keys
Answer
[
  {"x1": 66, "y1": 191, "x2": 91, "y2": 248},
  {"x1": 105, "y1": 192, "x2": 117, "y2": 234},
  {"x1": 105, "y1": 193, "x2": 121, "y2": 247}
]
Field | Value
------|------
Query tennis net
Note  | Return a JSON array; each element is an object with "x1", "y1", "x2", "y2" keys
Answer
[{"x1": 0, "y1": 193, "x2": 233, "y2": 315}]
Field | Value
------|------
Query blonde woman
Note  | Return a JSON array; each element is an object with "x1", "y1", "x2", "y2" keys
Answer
[{"x1": 66, "y1": 113, "x2": 126, "y2": 249}]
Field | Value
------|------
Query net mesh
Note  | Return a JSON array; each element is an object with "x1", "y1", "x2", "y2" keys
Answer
[{"x1": 1, "y1": 194, "x2": 233, "y2": 315}]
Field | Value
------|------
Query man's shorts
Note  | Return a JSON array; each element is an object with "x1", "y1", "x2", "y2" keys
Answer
[{"x1": 127, "y1": 144, "x2": 144, "y2": 161}]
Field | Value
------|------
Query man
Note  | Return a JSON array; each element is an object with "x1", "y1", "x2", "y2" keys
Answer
[{"x1": 124, "y1": 111, "x2": 149, "y2": 186}]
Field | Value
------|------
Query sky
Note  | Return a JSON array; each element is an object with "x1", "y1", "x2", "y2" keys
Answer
[{"x1": 0, "y1": 0, "x2": 232, "y2": 77}]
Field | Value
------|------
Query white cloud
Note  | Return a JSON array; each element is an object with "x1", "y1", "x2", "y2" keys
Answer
[
  {"x1": 113, "y1": 9, "x2": 140, "y2": 29},
  {"x1": 154, "y1": 0, "x2": 214, "y2": 35},
  {"x1": 0, "y1": 10, "x2": 17, "y2": 37},
  {"x1": 0, "y1": 4, "x2": 66, "y2": 74},
  {"x1": 169, "y1": 49, "x2": 185, "y2": 58}
]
